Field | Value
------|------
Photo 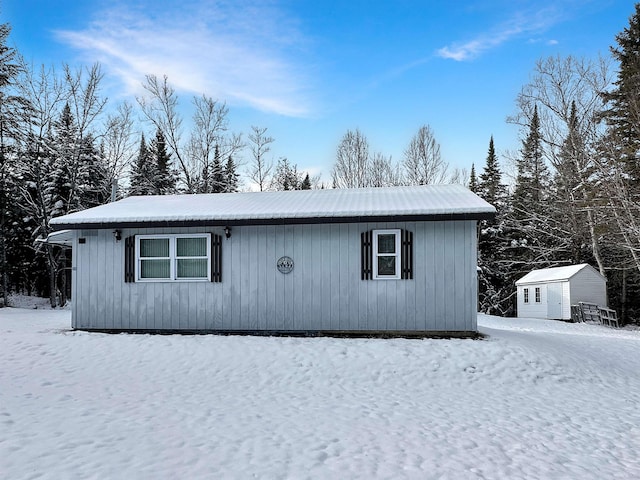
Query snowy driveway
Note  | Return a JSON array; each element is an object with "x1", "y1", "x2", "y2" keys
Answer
[{"x1": 1, "y1": 308, "x2": 639, "y2": 479}]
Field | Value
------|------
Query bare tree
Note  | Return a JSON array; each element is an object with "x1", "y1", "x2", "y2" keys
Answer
[
  {"x1": 403, "y1": 125, "x2": 448, "y2": 185},
  {"x1": 101, "y1": 102, "x2": 136, "y2": 199},
  {"x1": 369, "y1": 152, "x2": 402, "y2": 187},
  {"x1": 448, "y1": 167, "x2": 469, "y2": 186},
  {"x1": 137, "y1": 75, "x2": 242, "y2": 193},
  {"x1": 187, "y1": 96, "x2": 242, "y2": 193},
  {"x1": 332, "y1": 129, "x2": 370, "y2": 188},
  {"x1": 247, "y1": 126, "x2": 274, "y2": 191}
]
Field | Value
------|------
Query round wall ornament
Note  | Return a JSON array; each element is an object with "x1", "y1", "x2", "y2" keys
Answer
[{"x1": 277, "y1": 256, "x2": 294, "y2": 274}]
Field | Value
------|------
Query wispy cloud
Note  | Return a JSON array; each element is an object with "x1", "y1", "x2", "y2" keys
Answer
[
  {"x1": 437, "y1": 5, "x2": 564, "y2": 61},
  {"x1": 55, "y1": 1, "x2": 314, "y2": 117}
]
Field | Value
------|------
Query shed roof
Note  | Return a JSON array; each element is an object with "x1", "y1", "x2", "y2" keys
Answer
[
  {"x1": 50, "y1": 184, "x2": 495, "y2": 230},
  {"x1": 515, "y1": 264, "x2": 604, "y2": 285}
]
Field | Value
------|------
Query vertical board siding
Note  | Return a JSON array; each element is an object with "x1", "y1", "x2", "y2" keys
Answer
[{"x1": 72, "y1": 221, "x2": 478, "y2": 332}]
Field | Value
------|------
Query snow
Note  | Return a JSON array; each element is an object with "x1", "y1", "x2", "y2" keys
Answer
[
  {"x1": 1, "y1": 308, "x2": 639, "y2": 479},
  {"x1": 516, "y1": 263, "x2": 603, "y2": 284},
  {"x1": 49, "y1": 184, "x2": 495, "y2": 227}
]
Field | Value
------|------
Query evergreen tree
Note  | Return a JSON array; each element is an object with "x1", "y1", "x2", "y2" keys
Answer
[
  {"x1": 468, "y1": 164, "x2": 478, "y2": 193},
  {"x1": 478, "y1": 136, "x2": 507, "y2": 208},
  {"x1": 512, "y1": 106, "x2": 550, "y2": 220},
  {"x1": 224, "y1": 155, "x2": 239, "y2": 193},
  {"x1": 211, "y1": 144, "x2": 225, "y2": 193},
  {"x1": 0, "y1": 22, "x2": 28, "y2": 306},
  {"x1": 129, "y1": 134, "x2": 155, "y2": 196},
  {"x1": 552, "y1": 101, "x2": 592, "y2": 264},
  {"x1": 300, "y1": 173, "x2": 312, "y2": 190},
  {"x1": 272, "y1": 157, "x2": 303, "y2": 190},
  {"x1": 475, "y1": 137, "x2": 511, "y2": 315},
  {"x1": 601, "y1": 3, "x2": 640, "y2": 183},
  {"x1": 149, "y1": 129, "x2": 176, "y2": 195}
]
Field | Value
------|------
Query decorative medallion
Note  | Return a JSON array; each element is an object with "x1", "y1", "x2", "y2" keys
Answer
[{"x1": 277, "y1": 256, "x2": 294, "y2": 274}]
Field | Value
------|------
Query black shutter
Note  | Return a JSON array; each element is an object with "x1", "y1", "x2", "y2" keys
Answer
[
  {"x1": 124, "y1": 235, "x2": 135, "y2": 283},
  {"x1": 361, "y1": 230, "x2": 373, "y2": 280},
  {"x1": 401, "y1": 229, "x2": 413, "y2": 280},
  {"x1": 211, "y1": 234, "x2": 222, "y2": 283}
]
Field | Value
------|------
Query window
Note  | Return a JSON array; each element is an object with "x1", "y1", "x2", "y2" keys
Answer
[
  {"x1": 535, "y1": 287, "x2": 541, "y2": 303},
  {"x1": 524, "y1": 288, "x2": 529, "y2": 304},
  {"x1": 361, "y1": 229, "x2": 412, "y2": 280},
  {"x1": 135, "y1": 234, "x2": 211, "y2": 282},
  {"x1": 373, "y1": 229, "x2": 401, "y2": 279}
]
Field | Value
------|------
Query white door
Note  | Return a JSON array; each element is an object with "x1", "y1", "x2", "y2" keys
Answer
[{"x1": 547, "y1": 282, "x2": 563, "y2": 319}]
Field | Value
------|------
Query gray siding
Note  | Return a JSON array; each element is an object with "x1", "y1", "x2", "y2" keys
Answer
[
  {"x1": 72, "y1": 220, "x2": 478, "y2": 333},
  {"x1": 569, "y1": 268, "x2": 608, "y2": 308}
]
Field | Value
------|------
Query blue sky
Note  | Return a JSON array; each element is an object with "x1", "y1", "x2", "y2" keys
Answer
[{"x1": 3, "y1": 0, "x2": 633, "y2": 183}]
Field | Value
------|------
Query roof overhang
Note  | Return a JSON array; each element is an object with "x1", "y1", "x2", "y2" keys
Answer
[
  {"x1": 42, "y1": 229, "x2": 74, "y2": 247},
  {"x1": 51, "y1": 211, "x2": 495, "y2": 231}
]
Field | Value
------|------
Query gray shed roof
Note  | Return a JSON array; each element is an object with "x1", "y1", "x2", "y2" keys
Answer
[
  {"x1": 49, "y1": 184, "x2": 495, "y2": 230},
  {"x1": 515, "y1": 264, "x2": 605, "y2": 285}
]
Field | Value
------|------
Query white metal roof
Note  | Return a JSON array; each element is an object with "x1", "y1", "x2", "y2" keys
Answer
[
  {"x1": 515, "y1": 264, "x2": 603, "y2": 285},
  {"x1": 49, "y1": 184, "x2": 495, "y2": 229}
]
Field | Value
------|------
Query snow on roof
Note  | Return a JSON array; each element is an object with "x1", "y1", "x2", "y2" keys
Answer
[
  {"x1": 515, "y1": 264, "x2": 603, "y2": 285},
  {"x1": 50, "y1": 184, "x2": 495, "y2": 229}
]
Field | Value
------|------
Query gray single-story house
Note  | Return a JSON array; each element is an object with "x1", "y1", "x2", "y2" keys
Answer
[
  {"x1": 48, "y1": 184, "x2": 495, "y2": 336},
  {"x1": 515, "y1": 264, "x2": 607, "y2": 320}
]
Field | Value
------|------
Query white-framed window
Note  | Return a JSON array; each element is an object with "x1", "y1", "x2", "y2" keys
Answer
[
  {"x1": 535, "y1": 287, "x2": 541, "y2": 303},
  {"x1": 372, "y1": 229, "x2": 401, "y2": 279},
  {"x1": 524, "y1": 288, "x2": 529, "y2": 304},
  {"x1": 136, "y1": 234, "x2": 211, "y2": 282}
]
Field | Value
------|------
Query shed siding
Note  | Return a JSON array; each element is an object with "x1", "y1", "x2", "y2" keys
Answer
[
  {"x1": 517, "y1": 284, "x2": 548, "y2": 319},
  {"x1": 569, "y1": 268, "x2": 607, "y2": 307},
  {"x1": 72, "y1": 220, "x2": 478, "y2": 332}
]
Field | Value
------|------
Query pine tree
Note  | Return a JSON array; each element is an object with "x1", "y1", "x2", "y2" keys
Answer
[
  {"x1": 601, "y1": 3, "x2": 640, "y2": 182},
  {"x1": 149, "y1": 129, "x2": 176, "y2": 195},
  {"x1": 512, "y1": 106, "x2": 550, "y2": 219},
  {"x1": 129, "y1": 134, "x2": 156, "y2": 195},
  {"x1": 224, "y1": 155, "x2": 239, "y2": 193},
  {"x1": 211, "y1": 144, "x2": 225, "y2": 193},
  {"x1": 478, "y1": 136, "x2": 507, "y2": 208},
  {"x1": 300, "y1": 173, "x2": 312, "y2": 190},
  {"x1": 468, "y1": 164, "x2": 478, "y2": 193},
  {"x1": 0, "y1": 22, "x2": 28, "y2": 306},
  {"x1": 475, "y1": 137, "x2": 512, "y2": 315}
]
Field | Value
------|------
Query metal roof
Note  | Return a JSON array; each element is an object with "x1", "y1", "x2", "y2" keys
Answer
[
  {"x1": 49, "y1": 184, "x2": 496, "y2": 230},
  {"x1": 515, "y1": 264, "x2": 605, "y2": 285}
]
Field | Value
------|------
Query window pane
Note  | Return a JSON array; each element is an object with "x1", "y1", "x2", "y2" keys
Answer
[
  {"x1": 377, "y1": 234, "x2": 396, "y2": 254},
  {"x1": 140, "y1": 238, "x2": 169, "y2": 258},
  {"x1": 141, "y1": 259, "x2": 170, "y2": 278},
  {"x1": 177, "y1": 258, "x2": 208, "y2": 278},
  {"x1": 377, "y1": 256, "x2": 396, "y2": 276},
  {"x1": 177, "y1": 237, "x2": 207, "y2": 257}
]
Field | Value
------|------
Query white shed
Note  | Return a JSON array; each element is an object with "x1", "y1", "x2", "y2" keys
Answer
[{"x1": 515, "y1": 264, "x2": 607, "y2": 320}]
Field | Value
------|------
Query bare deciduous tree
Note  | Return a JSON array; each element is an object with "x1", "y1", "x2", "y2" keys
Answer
[
  {"x1": 137, "y1": 75, "x2": 243, "y2": 193},
  {"x1": 247, "y1": 126, "x2": 274, "y2": 191},
  {"x1": 403, "y1": 125, "x2": 448, "y2": 185},
  {"x1": 369, "y1": 152, "x2": 402, "y2": 187},
  {"x1": 332, "y1": 129, "x2": 370, "y2": 188},
  {"x1": 101, "y1": 101, "x2": 136, "y2": 199}
]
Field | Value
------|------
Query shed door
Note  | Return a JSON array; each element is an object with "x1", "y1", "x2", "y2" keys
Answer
[{"x1": 547, "y1": 283, "x2": 563, "y2": 319}]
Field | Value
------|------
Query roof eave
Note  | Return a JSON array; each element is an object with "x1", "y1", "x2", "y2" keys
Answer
[{"x1": 50, "y1": 211, "x2": 495, "y2": 231}]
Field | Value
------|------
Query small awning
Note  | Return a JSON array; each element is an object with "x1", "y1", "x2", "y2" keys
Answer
[{"x1": 43, "y1": 230, "x2": 74, "y2": 247}]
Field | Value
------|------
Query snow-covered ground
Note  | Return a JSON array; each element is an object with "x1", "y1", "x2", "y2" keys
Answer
[{"x1": 1, "y1": 307, "x2": 639, "y2": 479}]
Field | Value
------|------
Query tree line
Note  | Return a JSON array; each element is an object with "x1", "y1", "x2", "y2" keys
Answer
[
  {"x1": 2, "y1": 4, "x2": 640, "y2": 323},
  {"x1": 471, "y1": 4, "x2": 640, "y2": 323}
]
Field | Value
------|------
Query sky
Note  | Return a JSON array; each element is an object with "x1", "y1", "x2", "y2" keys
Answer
[{"x1": 2, "y1": 0, "x2": 634, "y2": 185}]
